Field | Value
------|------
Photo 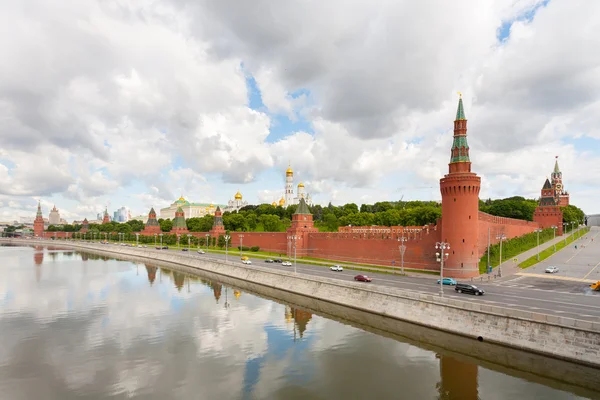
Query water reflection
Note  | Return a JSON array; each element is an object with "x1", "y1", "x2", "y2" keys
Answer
[{"x1": 0, "y1": 244, "x2": 594, "y2": 399}]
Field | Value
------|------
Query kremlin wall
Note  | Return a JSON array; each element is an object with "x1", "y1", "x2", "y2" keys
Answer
[{"x1": 32, "y1": 97, "x2": 568, "y2": 278}]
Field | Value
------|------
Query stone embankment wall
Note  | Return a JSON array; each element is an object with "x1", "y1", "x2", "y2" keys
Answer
[{"x1": 6, "y1": 238, "x2": 600, "y2": 368}]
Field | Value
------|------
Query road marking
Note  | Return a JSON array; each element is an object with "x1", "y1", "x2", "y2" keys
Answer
[
  {"x1": 516, "y1": 272, "x2": 596, "y2": 283},
  {"x1": 582, "y1": 261, "x2": 600, "y2": 280}
]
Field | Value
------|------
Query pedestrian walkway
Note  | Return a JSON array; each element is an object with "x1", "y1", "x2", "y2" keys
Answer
[{"x1": 496, "y1": 226, "x2": 589, "y2": 279}]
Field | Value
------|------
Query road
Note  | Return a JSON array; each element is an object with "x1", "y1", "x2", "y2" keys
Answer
[{"x1": 7, "y1": 239, "x2": 600, "y2": 323}]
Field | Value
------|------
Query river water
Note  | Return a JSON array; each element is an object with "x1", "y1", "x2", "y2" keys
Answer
[{"x1": 0, "y1": 244, "x2": 594, "y2": 399}]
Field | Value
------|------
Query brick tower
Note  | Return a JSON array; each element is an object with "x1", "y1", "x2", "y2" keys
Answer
[
  {"x1": 102, "y1": 207, "x2": 110, "y2": 224},
  {"x1": 533, "y1": 178, "x2": 563, "y2": 234},
  {"x1": 286, "y1": 198, "x2": 318, "y2": 257},
  {"x1": 171, "y1": 206, "x2": 189, "y2": 234},
  {"x1": 209, "y1": 206, "x2": 226, "y2": 237},
  {"x1": 141, "y1": 208, "x2": 161, "y2": 235},
  {"x1": 439, "y1": 95, "x2": 481, "y2": 278},
  {"x1": 81, "y1": 218, "x2": 89, "y2": 234},
  {"x1": 551, "y1": 156, "x2": 569, "y2": 206},
  {"x1": 34, "y1": 201, "x2": 44, "y2": 237}
]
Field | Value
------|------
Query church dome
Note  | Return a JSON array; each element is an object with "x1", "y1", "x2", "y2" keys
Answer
[
  {"x1": 271, "y1": 201, "x2": 277, "y2": 207},
  {"x1": 297, "y1": 182, "x2": 304, "y2": 188},
  {"x1": 234, "y1": 191, "x2": 242, "y2": 200},
  {"x1": 286, "y1": 166, "x2": 293, "y2": 176},
  {"x1": 279, "y1": 197, "x2": 285, "y2": 206}
]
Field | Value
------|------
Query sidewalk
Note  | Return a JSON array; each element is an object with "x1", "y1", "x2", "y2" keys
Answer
[{"x1": 496, "y1": 227, "x2": 588, "y2": 279}]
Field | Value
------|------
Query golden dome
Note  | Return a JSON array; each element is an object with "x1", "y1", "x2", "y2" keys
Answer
[
  {"x1": 286, "y1": 163, "x2": 293, "y2": 176},
  {"x1": 297, "y1": 182, "x2": 304, "y2": 188},
  {"x1": 178, "y1": 197, "x2": 185, "y2": 201},
  {"x1": 234, "y1": 191, "x2": 242, "y2": 200},
  {"x1": 209, "y1": 203, "x2": 214, "y2": 208},
  {"x1": 279, "y1": 197, "x2": 285, "y2": 206},
  {"x1": 271, "y1": 201, "x2": 277, "y2": 206}
]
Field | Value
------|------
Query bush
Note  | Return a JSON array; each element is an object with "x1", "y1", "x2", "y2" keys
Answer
[
  {"x1": 237, "y1": 246, "x2": 251, "y2": 251},
  {"x1": 250, "y1": 246, "x2": 260, "y2": 252}
]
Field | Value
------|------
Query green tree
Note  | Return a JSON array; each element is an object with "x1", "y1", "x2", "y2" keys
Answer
[
  {"x1": 259, "y1": 214, "x2": 281, "y2": 232},
  {"x1": 160, "y1": 219, "x2": 173, "y2": 232},
  {"x1": 217, "y1": 235, "x2": 225, "y2": 248}
]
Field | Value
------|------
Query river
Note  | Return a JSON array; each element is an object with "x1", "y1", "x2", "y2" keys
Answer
[{"x1": 0, "y1": 244, "x2": 595, "y2": 399}]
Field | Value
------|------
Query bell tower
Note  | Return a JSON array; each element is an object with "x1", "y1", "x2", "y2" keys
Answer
[
  {"x1": 439, "y1": 94, "x2": 481, "y2": 278},
  {"x1": 34, "y1": 201, "x2": 45, "y2": 237}
]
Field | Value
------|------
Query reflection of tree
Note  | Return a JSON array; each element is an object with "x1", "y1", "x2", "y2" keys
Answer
[
  {"x1": 145, "y1": 265, "x2": 157, "y2": 285},
  {"x1": 436, "y1": 354, "x2": 479, "y2": 400}
]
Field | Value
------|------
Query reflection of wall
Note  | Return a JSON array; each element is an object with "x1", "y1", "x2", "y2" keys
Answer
[{"x1": 437, "y1": 354, "x2": 478, "y2": 400}]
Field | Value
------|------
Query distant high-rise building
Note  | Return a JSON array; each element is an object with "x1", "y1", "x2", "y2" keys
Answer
[
  {"x1": 116, "y1": 206, "x2": 129, "y2": 222},
  {"x1": 48, "y1": 205, "x2": 60, "y2": 225}
]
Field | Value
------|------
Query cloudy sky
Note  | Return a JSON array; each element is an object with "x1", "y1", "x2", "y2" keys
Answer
[{"x1": 1, "y1": 0, "x2": 599, "y2": 222}]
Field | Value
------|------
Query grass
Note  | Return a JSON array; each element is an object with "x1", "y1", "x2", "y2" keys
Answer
[{"x1": 518, "y1": 227, "x2": 591, "y2": 269}]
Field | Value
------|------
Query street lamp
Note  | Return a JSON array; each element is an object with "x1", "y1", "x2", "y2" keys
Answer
[
  {"x1": 159, "y1": 233, "x2": 163, "y2": 249},
  {"x1": 224, "y1": 235, "x2": 231, "y2": 262},
  {"x1": 287, "y1": 235, "x2": 298, "y2": 275},
  {"x1": 534, "y1": 229, "x2": 543, "y2": 261},
  {"x1": 205, "y1": 234, "x2": 210, "y2": 253},
  {"x1": 136, "y1": 233, "x2": 139, "y2": 247},
  {"x1": 154, "y1": 233, "x2": 157, "y2": 247},
  {"x1": 563, "y1": 222, "x2": 568, "y2": 245},
  {"x1": 398, "y1": 236, "x2": 407, "y2": 275},
  {"x1": 187, "y1": 234, "x2": 192, "y2": 251},
  {"x1": 551, "y1": 226, "x2": 557, "y2": 251},
  {"x1": 496, "y1": 234, "x2": 506, "y2": 277},
  {"x1": 435, "y1": 242, "x2": 450, "y2": 297},
  {"x1": 239, "y1": 234, "x2": 244, "y2": 257}
]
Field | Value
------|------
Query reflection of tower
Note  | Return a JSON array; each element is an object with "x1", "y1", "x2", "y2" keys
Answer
[
  {"x1": 234, "y1": 290, "x2": 241, "y2": 300},
  {"x1": 292, "y1": 308, "x2": 312, "y2": 338},
  {"x1": 285, "y1": 305, "x2": 293, "y2": 323},
  {"x1": 145, "y1": 265, "x2": 157, "y2": 285},
  {"x1": 213, "y1": 283, "x2": 222, "y2": 303},
  {"x1": 173, "y1": 271, "x2": 185, "y2": 291},
  {"x1": 437, "y1": 354, "x2": 479, "y2": 399},
  {"x1": 34, "y1": 247, "x2": 44, "y2": 265}
]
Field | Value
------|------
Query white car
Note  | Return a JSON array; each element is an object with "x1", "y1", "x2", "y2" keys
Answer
[
  {"x1": 330, "y1": 265, "x2": 343, "y2": 272},
  {"x1": 242, "y1": 259, "x2": 252, "y2": 265},
  {"x1": 282, "y1": 261, "x2": 292, "y2": 266},
  {"x1": 197, "y1": 250, "x2": 205, "y2": 254},
  {"x1": 545, "y1": 266, "x2": 559, "y2": 273}
]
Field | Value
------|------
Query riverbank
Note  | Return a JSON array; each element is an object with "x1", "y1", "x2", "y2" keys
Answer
[{"x1": 4, "y1": 238, "x2": 600, "y2": 370}]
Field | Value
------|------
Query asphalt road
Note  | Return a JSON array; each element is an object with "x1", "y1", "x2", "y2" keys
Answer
[
  {"x1": 9, "y1": 239, "x2": 600, "y2": 323},
  {"x1": 132, "y1": 244, "x2": 600, "y2": 323}
]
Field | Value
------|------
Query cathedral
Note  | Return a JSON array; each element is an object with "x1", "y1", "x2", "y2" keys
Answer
[
  {"x1": 223, "y1": 191, "x2": 249, "y2": 213},
  {"x1": 276, "y1": 164, "x2": 313, "y2": 207}
]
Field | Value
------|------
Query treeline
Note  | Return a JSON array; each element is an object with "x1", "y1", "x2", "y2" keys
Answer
[
  {"x1": 43, "y1": 197, "x2": 585, "y2": 234},
  {"x1": 479, "y1": 196, "x2": 585, "y2": 224}
]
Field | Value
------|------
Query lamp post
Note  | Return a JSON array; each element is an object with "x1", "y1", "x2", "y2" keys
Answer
[
  {"x1": 287, "y1": 235, "x2": 298, "y2": 275},
  {"x1": 239, "y1": 234, "x2": 244, "y2": 257},
  {"x1": 154, "y1": 233, "x2": 157, "y2": 247},
  {"x1": 534, "y1": 229, "x2": 543, "y2": 261},
  {"x1": 159, "y1": 233, "x2": 163, "y2": 249},
  {"x1": 136, "y1": 233, "x2": 139, "y2": 247},
  {"x1": 435, "y1": 242, "x2": 450, "y2": 297},
  {"x1": 563, "y1": 222, "x2": 568, "y2": 245},
  {"x1": 398, "y1": 236, "x2": 407, "y2": 275},
  {"x1": 496, "y1": 234, "x2": 506, "y2": 277},
  {"x1": 205, "y1": 234, "x2": 210, "y2": 253},
  {"x1": 187, "y1": 234, "x2": 191, "y2": 251},
  {"x1": 224, "y1": 235, "x2": 230, "y2": 262},
  {"x1": 551, "y1": 226, "x2": 557, "y2": 251},
  {"x1": 177, "y1": 234, "x2": 181, "y2": 249},
  {"x1": 572, "y1": 221, "x2": 577, "y2": 239}
]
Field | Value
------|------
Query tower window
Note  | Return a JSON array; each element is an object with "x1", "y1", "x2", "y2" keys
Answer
[
  {"x1": 469, "y1": 215, "x2": 471, "y2": 220},
  {"x1": 452, "y1": 250, "x2": 455, "y2": 255},
  {"x1": 461, "y1": 263, "x2": 464, "y2": 267},
  {"x1": 454, "y1": 198, "x2": 456, "y2": 202},
  {"x1": 462, "y1": 239, "x2": 465, "y2": 243}
]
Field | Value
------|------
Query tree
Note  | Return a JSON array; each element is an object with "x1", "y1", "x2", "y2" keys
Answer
[
  {"x1": 259, "y1": 214, "x2": 281, "y2": 232},
  {"x1": 126, "y1": 219, "x2": 145, "y2": 232},
  {"x1": 160, "y1": 219, "x2": 173, "y2": 232},
  {"x1": 224, "y1": 213, "x2": 247, "y2": 231},
  {"x1": 323, "y1": 213, "x2": 339, "y2": 231},
  {"x1": 217, "y1": 235, "x2": 225, "y2": 248}
]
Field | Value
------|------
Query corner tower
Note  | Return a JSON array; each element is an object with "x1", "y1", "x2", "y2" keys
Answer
[{"x1": 439, "y1": 95, "x2": 481, "y2": 278}]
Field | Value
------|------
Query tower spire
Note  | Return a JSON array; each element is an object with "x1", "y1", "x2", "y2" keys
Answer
[
  {"x1": 448, "y1": 94, "x2": 471, "y2": 173},
  {"x1": 554, "y1": 156, "x2": 560, "y2": 173}
]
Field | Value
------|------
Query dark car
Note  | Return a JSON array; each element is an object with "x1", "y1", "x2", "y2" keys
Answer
[
  {"x1": 265, "y1": 259, "x2": 274, "y2": 263},
  {"x1": 455, "y1": 283, "x2": 484, "y2": 296},
  {"x1": 162, "y1": 246, "x2": 169, "y2": 250},
  {"x1": 354, "y1": 274, "x2": 372, "y2": 282},
  {"x1": 181, "y1": 248, "x2": 188, "y2": 251},
  {"x1": 273, "y1": 259, "x2": 283, "y2": 263}
]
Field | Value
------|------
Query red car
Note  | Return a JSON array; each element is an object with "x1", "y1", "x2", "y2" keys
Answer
[{"x1": 354, "y1": 274, "x2": 372, "y2": 282}]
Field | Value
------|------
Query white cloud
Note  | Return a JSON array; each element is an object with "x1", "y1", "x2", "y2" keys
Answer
[{"x1": 1, "y1": 0, "x2": 600, "y2": 221}]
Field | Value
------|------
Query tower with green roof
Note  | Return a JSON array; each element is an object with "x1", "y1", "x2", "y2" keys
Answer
[
  {"x1": 142, "y1": 207, "x2": 161, "y2": 235},
  {"x1": 286, "y1": 198, "x2": 318, "y2": 257},
  {"x1": 171, "y1": 206, "x2": 189, "y2": 233}
]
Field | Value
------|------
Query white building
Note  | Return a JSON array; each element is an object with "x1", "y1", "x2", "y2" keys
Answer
[
  {"x1": 223, "y1": 191, "x2": 249, "y2": 213},
  {"x1": 49, "y1": 205, "x2": 60, "y2": 225},
  {"x1": 160, "y1": 196, "x2": 220, "y2": 220},
  {"x1": 277, "y1": 164, "x2": 313, "y2": 207}
]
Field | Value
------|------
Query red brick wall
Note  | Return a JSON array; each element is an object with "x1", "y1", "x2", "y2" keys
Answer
[
  {"x1": 477, "y1": 211, "x2": 541, "y2": 257},
  {"x1": 228, "y1": 232, "x2": 288, "y2": 254},
  {"x1": 306, "y1": 230, "x2": 441, "y2": 271}
]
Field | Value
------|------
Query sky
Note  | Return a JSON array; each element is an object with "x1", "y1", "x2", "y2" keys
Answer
[{"x1": 1, "y1": 0, "x2": 600, "y2": 222}]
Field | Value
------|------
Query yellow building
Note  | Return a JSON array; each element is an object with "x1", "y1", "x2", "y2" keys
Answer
[{"x1": 160, "y1": 197, "x2": 220, "y2": 219}]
